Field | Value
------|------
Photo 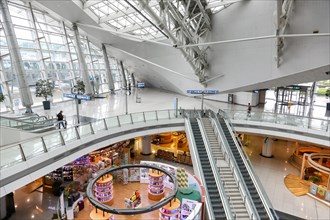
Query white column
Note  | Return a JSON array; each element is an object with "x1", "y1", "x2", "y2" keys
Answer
[
  {"x1": 261, "y1": 137, "x2": 273, "y2": 158},
  {"x1": 72, "y1": 23, "x2": 93, "y2": 95},
  {"x1": 102, "y1": 44, "x2": 115, "y2": 93},
  {"x1": 0, "y1": 0, "x2": 33, "y2": 113},
  {"x1": 141, "y1": 136, "x2": 152, "y2": 155}
]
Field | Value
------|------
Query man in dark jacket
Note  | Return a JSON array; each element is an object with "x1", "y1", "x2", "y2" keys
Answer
[{"x1": 57, "y1": 110, "x2": 65, "y2": 129}]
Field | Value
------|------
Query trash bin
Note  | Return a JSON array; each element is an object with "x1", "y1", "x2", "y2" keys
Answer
[{"x1": 228, "y1": 94, "x2": 234, "y2": 104}]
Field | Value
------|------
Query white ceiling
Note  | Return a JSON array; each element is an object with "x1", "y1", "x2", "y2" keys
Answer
[{"x1": 26, "y1": 0, "x2": 330, "y2": 95}]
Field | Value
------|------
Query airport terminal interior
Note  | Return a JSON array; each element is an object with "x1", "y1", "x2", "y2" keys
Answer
[{"x1": 0, "y1": 1, "x2": 329, "y2": 220}]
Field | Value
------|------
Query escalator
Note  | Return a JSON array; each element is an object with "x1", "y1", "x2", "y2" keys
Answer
[
  {"x1": 190, "y1": 118, "x2": 226, "y2": 219},
  {"x1": 217, "y1": 116, "x2": 270, "y2": 219},
  {"x1": 0, "y1": 115, "x2": 57, "y2": 133}
]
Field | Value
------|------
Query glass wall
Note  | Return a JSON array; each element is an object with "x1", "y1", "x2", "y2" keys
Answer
[{"x1": 0, "y1": 1, "x2": 121, "y2": 112}]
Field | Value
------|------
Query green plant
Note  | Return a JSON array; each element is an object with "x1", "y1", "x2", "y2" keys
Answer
[
  {"x1": 71, "y1": 79, "x2": 85, "y2": 95},
  {"x1": 35, "y1": 79, "x2": 53, "y2": 101},
  {"x1": 316, "y1": 88, "x2": 328, "y2": 95},
  {"x1": 0, "y1": 93, "x2": 5, "y2": 102},
  {"x1": 326, "y1": 89, "x2": 330, "y2": 98}
]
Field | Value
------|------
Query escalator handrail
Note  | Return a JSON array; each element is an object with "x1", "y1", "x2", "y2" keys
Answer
[
  {"x1": 184, "y1": 117, "x2": 217, "y2": 220},
  {"x1": 217, "y1": 110, "x2": 278, "y2": 220},
  {"x1": 197, "y1": 117, "x2": 233, "y2": 219},
  {"x1": 210, "y1": 115, "x2": 260, "y2": 219}
]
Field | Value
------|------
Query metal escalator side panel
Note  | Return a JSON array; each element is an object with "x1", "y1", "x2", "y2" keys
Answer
[{"x1": 217, "y1": 116, "x2": 276, "y2": 220}]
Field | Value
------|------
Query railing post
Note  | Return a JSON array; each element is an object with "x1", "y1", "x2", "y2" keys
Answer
[
  {"x1": 59, "y1": 130, "x2": 66, "y2": 144},
  {"x1": 103, "y1": 118, "x2": 108, "y2": 130},
  {"x1": 18, "y1": 144, "x2": 27, "y2": 161},
  {"x1": 41, "y1": 137, "x2": 48, "y2": 153},
  {"x1": 155, "y1": 111, "x2": 158, "y2": 120},
  {"x1": 168, "y1": 109, "x2": 170, "y2": 119},
  {"x1": 117, "y1": 116, "x2": 121, "y2": 127},
  {"x1": 143, "y1": 112, "x2": 146, "y2": 122},
  {"x1": 130, "y1": 114, "x2": 133, "y2": 124},
  {"x1": 89, "y1": 122, "x2": 95, "y2": 134},
  {"x1": 74, "y1": 126, "x2": 80, "y2": 140}
]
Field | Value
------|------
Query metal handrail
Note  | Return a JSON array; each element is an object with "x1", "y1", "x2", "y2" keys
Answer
[
  {"x1": 197, "y1": 117, "x2": 233, "y2": 219},
  {"x1": 210, "y1": 113, "x2": 259, "y2": 219},
  {"x1": 0, "y1": 109, "x2": 184, "y2": 169},
  {"x1": 184, "y1": 116, "x2": 216, "y2": 220},
  {"x1": 223, "y1": 109, "x2": 330, "y2": 132},
  {"x1": 217, "y1": 109, "x2": 278, "y2": 220}
]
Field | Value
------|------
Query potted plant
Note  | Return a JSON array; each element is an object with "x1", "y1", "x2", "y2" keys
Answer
[
  {"x1": 71, "y1": 79, "x2": 85, "y2": 104},
  {"x1": 35, "y1": 79, "x2": 53, "y2": 110},
  {"x1": 0, "y1": 93, "x2": 5, "y2": 103}
]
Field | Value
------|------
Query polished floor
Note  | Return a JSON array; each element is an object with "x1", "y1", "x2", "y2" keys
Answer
[{"x1": 5, "y1": 88, "x2": 330, "y2": 220}]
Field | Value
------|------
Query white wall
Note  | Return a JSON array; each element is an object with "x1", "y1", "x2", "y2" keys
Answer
[{"x1": 207, "y1": 0, "x2": 330, "y2": 92}]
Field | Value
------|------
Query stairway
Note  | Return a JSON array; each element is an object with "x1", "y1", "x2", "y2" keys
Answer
[
  {"x1": 190, "y1": 118, "x2": 226, "y2": 219},
  {"x1": 218, "y1": 117, "x2": 270, "y2": 219},
  {"x1": 202, "y1": 118, "x2": 250, "y2": 219}
]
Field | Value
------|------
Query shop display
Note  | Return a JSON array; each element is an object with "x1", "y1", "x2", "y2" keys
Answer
[
  {"x1": 73, "y1": 156, "x2": 90, "y2": 180},
  {"x1": 124, "y1": 190, "x2": 141, "y2": 209},
  {"x1": 159, "y1": 198, "x2": 180, "y2": 220},
  {"x1": 176, "y1": 168, "x2": 188, "y2": 188},
  {"x1": 94, "y1": 174, "x2": 113, "y2": 205},
  {"x1": 90, "y1": 208, "x2": 114, "y2": 220},
  {"x1": 180, "y1": 198, "x2": 199, "y2": 220},
  {"x1": 148, "y1": 169, "x2": 165, "y2": 201},
  {"x1": 63, "y1": 165, "x2": 74, "y2": 181}
]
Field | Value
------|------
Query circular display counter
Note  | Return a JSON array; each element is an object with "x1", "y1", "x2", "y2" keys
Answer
[
  {"x1": 159, "y1": 133, "x2": 173, "y2": 144},
  {"x1": 148, "y1": 170, "x2": 165, "y2": 201},
  {"x1": 159, "y1": 198, "x2": 180, "y2": 220},
  {"x1": 90, "y1": 208, "x2": 114, "y2": 220},
  {"x1": 94, "y1": 174, "x2": 113, "y2": 206}
]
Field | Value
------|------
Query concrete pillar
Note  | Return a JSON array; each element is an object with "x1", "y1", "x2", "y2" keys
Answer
[
  {"x1": 261, "y1": 137, "x2": 274, "y2": 158},
  {"x1": 0, "y1": 0, "x2": 33, "y2": 113},
  {"x1": 119, "y1": 61, "x2": 127, "y2": 89},
  {"x1": 72, "y1": 23, "x2": 93, "y2": 95},
  {"x1": 102, "y1": 44, "x2": 115, "y2": 93},
  {"x1": 141, "y1": 136, "x2": 152, "y2": 155},
  {"x1": 258, "y1": 90, "x2": 267, "y2": 104}
]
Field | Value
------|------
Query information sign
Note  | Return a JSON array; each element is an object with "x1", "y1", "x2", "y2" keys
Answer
[
  {"x1": 137, "y1": 82, "x2": 145, "y2": 88},
  {"x1": 63, "y1": 93, "x2": 91, "y2": 100},
  {"x1": 187, "y1": 90, "x2": 219, "y2": 94}
]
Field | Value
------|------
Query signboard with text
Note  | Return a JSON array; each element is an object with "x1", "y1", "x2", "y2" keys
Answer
[
  {"x1": 63, "y1": 93, "x2": 92, "y2": 100},
  {"x1": 187, "y1": 90, "x2": 219, "y2": 94}
]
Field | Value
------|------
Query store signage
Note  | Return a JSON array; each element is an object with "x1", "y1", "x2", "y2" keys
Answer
[
  {"x1": 63, "y1": 93, "x2": 92, "y2": 100},
  {"x1": 187, "y1": 90, "x2": 219, "y2": 94},
  {"x1": 137, "y1": 82, "x2": 145, "y2": 88}
]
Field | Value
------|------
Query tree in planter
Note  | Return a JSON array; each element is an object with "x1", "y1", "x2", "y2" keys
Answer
[
  {"x1": 71, "y1": 79, "x2": 85, "y2": 104},
  {"x1": 71, "y1": 79, "x2": 85, "y2": 95},
  {"x1": 0, "y1": 93, "x2": 5, "y2": 103},
  {"x1": 35, "y1": 79, "x2": 53, "y2": 109}
]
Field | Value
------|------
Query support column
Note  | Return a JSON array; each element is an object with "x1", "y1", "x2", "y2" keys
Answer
[
  {"x1": 72, "y1": 23, "x2": 93, "y2": 95},
  {"x1": 261, "y1": 137, "x2": 274, "y2": 158},
  {"x1": 0, "y1": 57, "x2": 13, "y2": 111},
  {"x1": 131, "y1": 73, "x2": 136, "y2": 87},
  {"x1": 119, "y1": 61, "x2": 127, "y2": 89},
  {"x1": 0, "y1": 0, "x2": 33, "y2": 113},
  {"x1": 141, "y1": 136, "x2": 152, "y2": 155},
  {"x1": 102, "y1": 44, "x2": 115, "y2": 93}
]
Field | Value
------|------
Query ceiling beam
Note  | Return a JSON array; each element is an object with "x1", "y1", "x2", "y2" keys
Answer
[
  {"x1": 205, "y1": 0, "x2": 244, "y2": 10},
  {"x1": 99, "y1": 1, "x2": 158, "y2": 24},
  {"x1": 83, "y1": 0, "x2": 103, "y2": 9}
]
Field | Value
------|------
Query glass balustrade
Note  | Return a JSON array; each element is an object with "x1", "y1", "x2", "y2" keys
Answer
[
  {"x1": 224, "y1": 109, "x2": 329, "y2": 131},
  {"x1": 1, "y1": 109, "x2": 327, "y2": 170}
]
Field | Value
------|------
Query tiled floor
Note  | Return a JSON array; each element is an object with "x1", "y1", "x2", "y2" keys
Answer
[{"x1": 5, "y1": 88, "x2": 330, "y2": 220}]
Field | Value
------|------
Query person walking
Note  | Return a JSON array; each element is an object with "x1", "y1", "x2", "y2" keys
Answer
[
  {"x1": 247, "y1": 103, "x2": 252, "y2": 118},
  {"x1": 56, "y1": 110, "x2": 66, "y2": 129}
]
